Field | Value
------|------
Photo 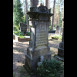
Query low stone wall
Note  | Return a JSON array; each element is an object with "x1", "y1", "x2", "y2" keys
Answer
[
  {"x1": 13, "y1": 34, "x2": 30, "y2": 42},
  {"x1": 18, "y1": 37, "x2": 30, "y2": 42}
]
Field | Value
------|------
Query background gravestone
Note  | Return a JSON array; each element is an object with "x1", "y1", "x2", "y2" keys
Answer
[
  {"x1": 58, "y1": 18, "x2": 64, "y2": 57},
  {"x1": 55, "y1": 25, "x2": 60, "y2": 35},
  {"x1": 24, "y1": 4, "x2": 53, "y2": 74},
  {"x1": 19, "y1": 22, "x2": 27, "y2": 35}
]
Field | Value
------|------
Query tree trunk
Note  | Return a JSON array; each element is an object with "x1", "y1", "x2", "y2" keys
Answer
[
  {"x1": 51, "y1": 0, "x2": 56, "y2": 31},
  {"x1": 30, "y1": 0, "x2": 38, "y2": 7},
  {"x1": 58, "y1": 5, "x2": 60, "y2": 26},
  {"x1": 45, "y1": 0, "x2": 50, "y2": 9},
  {"x1": 62, "y1": 7, "x2": 64, "y2": 28},
  {"x1": 25, "y1": 0, "x2": 29, "y2": 31}
]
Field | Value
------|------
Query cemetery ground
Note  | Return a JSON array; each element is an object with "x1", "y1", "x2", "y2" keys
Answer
[{"x1": 13, "y1": 37, "x2": 64, "y2": 77}]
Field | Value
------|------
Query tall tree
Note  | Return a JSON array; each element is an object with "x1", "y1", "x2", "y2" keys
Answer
[
  {"x1": 51, "y1": 0, "x2": 56, "y2": 31},
  {"x1": 57, "y1": 4, "x2": 60, "y2": 26},
  {"x1": 25, "y1": 0, "x2": 29, "y2": 31},
  {"x1": 30, "y1": 0, "x2": 39, "y2": 7},
  {"x1": 57, "y1": 0, "x2": 64, "y2": 27},
  {"x1": 13, "y1": 0, "x2": 23, "y2": 26},
  {"x1": 62, "y1": 6, "x2": 64, "y2": 28},
  {"x1": 45, "y1": 0, "x2": 50, "y2": 9}
]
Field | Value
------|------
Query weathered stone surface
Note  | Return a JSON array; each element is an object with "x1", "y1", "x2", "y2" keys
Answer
[
  {"x1": 27, "y1": 5, "x2": 53, "y2": 20},
  {"x1": 58, "y1": 42, "x2": 64, "y2": 57},
  {"x1": 25, "y1": 5, "x2": 53, "y2": 74},
  {"x1": 19, "y1": 23, "x2": 27, "y2": 35}
]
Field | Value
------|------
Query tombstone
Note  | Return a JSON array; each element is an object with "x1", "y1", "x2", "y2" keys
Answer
[
  {"x1": 56, "y1": 25, "x2": 60, "y2": 35},
  {"x1": 19, "y1": 23, "x2": 27, "y2": 35},
  {"x1": 24, "y1": 4, "x2": 53, "y2": 74},
  {"x1": 60, "y1": 27, "x2": 63, "y2": 35},
  {"x1": 58, "y1": 18, "x2": 64, "y2": 57}
]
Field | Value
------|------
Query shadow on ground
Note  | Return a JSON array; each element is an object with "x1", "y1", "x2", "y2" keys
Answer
[{"x1": 13, "y1": 40, "x2": 62, "y2": 77}]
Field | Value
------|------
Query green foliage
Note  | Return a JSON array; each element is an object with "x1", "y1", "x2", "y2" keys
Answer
[
  {"x1": 13, "y1": 25, "x2": 19, "y2": 31},
  {"x1": 37, "y1": 59, "x2": 64, "y2": 77},
  {"x1": 13, "y1": 30, "x2": 24, "y2": 36},
  {"x1": 13, "y1": 0, "x2": 23, "y2": 26},
  {"x1": 22, "y1": 15, "x2": 26, "y2": 23},
  {"x1": 18, "y1": 67, "x2": 30, "y2": 77},
  {"x1": 19, "y1": 36, "x2": 26, "y2": 38},
  {"x1": 49, "y1": 26, "x2": 51, "y2": 31},
  {"x1": 53, "y1": 26, "x2": 56, "y2": 30},
  {"x1": 49, "y1": 26, "x2": 56, "y2": 31},
  {"x1": 52, "y1": 34, "x2": 62, "y2": 40},
  {"x1": 26, "y1": 32, "x2": 31, "y2": 36}
]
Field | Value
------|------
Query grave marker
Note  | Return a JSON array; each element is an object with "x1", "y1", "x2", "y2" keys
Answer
[
  {"x1": 58, "y1": 18, "x2": 64, "y2": 57},
  {"x1": 19, "y1": 22, "x2": 27, "y2": 35},
  {"x1": 24, "y1": 4, "x2": 53, "y2": 73}
]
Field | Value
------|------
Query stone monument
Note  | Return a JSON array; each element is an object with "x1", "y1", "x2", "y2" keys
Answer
[
  {"x1": 19, "y1": 22, "x2": 27, "y2": 35},
  {"x1": 56, "y1": 25, "x2": 60, "y2": 35},
  {"x1": 58, "y1": 18, "x2": 64, "y2": 57},
  {"x1": 24, "y1": 4, "x2": 53, "y2": 74}
]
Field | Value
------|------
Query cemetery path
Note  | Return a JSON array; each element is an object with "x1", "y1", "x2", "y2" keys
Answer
[
  {"x1": 49, "y1": 39, "x2": 61, "y2": 57},
  {"x1": 13, "y1": 39, "x2": 61, "y2": 77},
  {"x1": 13, "y1": 41, "x2": 30, "y2": 77}
]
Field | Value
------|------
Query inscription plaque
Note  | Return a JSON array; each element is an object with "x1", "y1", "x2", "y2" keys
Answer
[{"x1": 36, "y1": 22, "x2": 48, "y2": 47}]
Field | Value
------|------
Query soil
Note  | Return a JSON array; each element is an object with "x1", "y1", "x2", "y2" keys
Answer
[{"x1": 13, "y1": 39, "x2": 62, "y2": 77}]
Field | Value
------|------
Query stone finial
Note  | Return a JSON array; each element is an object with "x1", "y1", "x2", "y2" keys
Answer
[{"x1": 40, "y1": 3, "x2": 44, "y2": 6}]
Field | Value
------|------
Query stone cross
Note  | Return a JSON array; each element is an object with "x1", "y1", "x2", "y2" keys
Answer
[{"x1": 24, "y1": 5, "x2": 53, "y2": 74}]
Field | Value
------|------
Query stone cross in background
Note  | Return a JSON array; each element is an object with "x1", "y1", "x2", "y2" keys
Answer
[
  {"x1": 24, "y1": 5, "x2": 53, "y2": 74},
  {"x1": 19, "y1": 22, "x2": 27, "y2": 35}
]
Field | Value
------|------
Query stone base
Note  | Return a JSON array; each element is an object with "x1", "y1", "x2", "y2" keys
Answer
[
  {"x1": 24, "y1": 47, "x2": 51, "y2": 73},
  {"x1": 58, "y1": 42, "x2": 64, "y2": 57},
  {"x1": 58, "y1": 48, "x2": 64, "y2": 57},
  {"x1": 18, "y1": 38, "x2": 30, "y2": 42},
  {"x1": 55, "y1": 55, "x2": 64, "y2": 62}
]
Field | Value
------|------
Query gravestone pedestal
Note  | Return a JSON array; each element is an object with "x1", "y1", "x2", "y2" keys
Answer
[
  {"x1": 24, "y1": 5, "x2": 53, "y2": 73},
  {"x1": 58, "y1": 42, "x2": 64, "y2": 57}
]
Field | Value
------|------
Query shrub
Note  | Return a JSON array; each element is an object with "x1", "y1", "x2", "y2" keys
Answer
[
  {"x1": 26, "y1": 32, "x2": 31, "y2": 36},
  {"x1": 49, "y1": 26, "x2": 56, "y2": 31},
  {"x1": 37, "y1": 59, "x2": 64, "y2": 77},
  {"x1": 19, "y1": 36, "x2": 26, "y2": 38},
  {"x1": 18, "y1": 67, "x2": 30, "y2": 77},
  {"x1": 52, "y1": 35, "x2": 62, "y2": 40},
  {"x1": 13, "y1": 30, "x2": 24, "y2": 36},
  {"x1": 49, "y1": 26, "x2": 51, "y2": 31},
  {"x1": 13, "y1": 25, "x2": 24, "y2": 36},
  {"x1": 13, "y1": 25, "x2": 19, "y2": 31},
  {"x1": 13, "y1": 72, "x2": 16, "y2": 77}
]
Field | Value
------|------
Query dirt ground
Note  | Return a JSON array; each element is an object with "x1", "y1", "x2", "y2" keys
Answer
[{"x1": 13, "y1": 39, "x2": 62, "y2": 77}]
